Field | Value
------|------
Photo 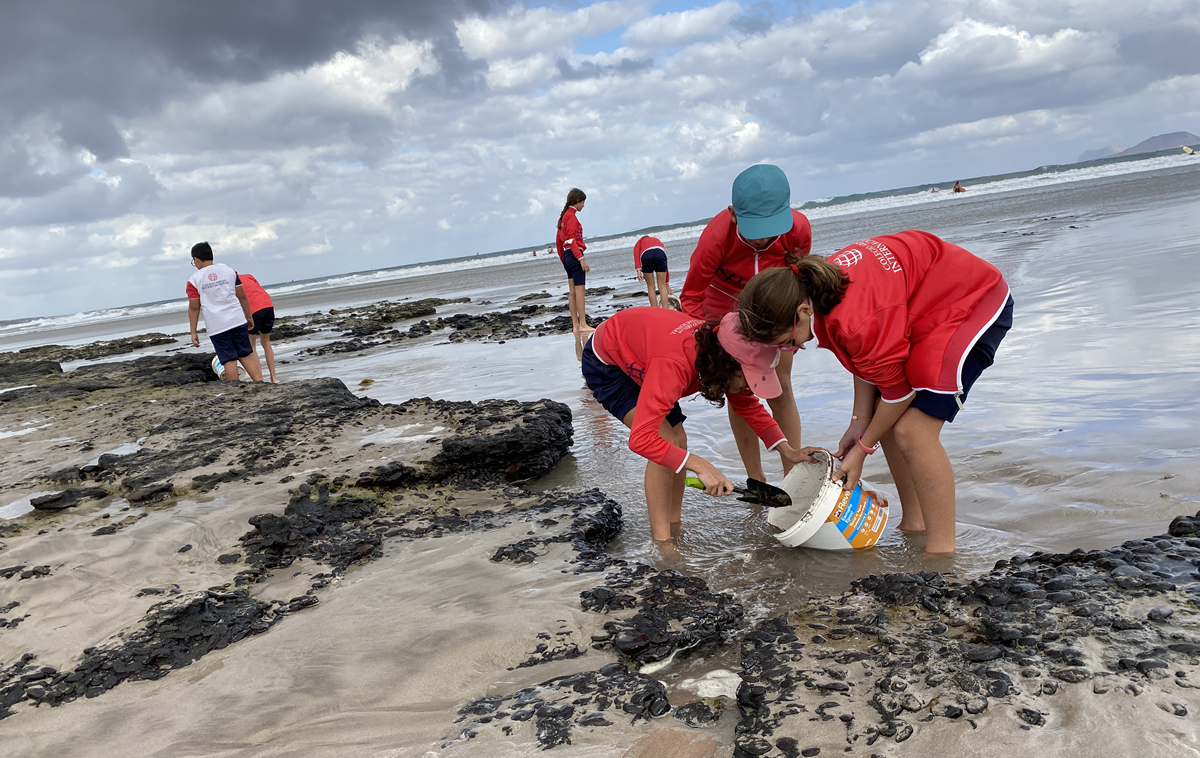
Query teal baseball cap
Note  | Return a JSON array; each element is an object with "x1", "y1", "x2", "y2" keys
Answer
[{"x1": 731, "y1": 164, "x2": 793, "y2": 240}]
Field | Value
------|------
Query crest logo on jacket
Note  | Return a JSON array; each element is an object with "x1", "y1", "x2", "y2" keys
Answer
[{"x1": 831, "y1": 249, "x2": 862, "y2": 268}]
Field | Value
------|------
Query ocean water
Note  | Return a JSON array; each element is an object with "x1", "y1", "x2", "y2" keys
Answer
[
  {"x1": 4, "y1": 158, "x2": 1200, "y2": 631},
  {"x1": 2, "y1": 147, "x2": 1197, "y2": 344}
]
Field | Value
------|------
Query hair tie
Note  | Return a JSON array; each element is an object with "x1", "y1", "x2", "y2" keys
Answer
[{"x1": 789, "y1": 263, "x2": 800, "y2": 276}]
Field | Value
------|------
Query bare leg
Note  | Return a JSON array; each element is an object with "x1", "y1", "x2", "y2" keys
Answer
[
  {"x1": 765, "y1": 350, "x2": 801, "y2": 476},
  {"x1": 622, "y1": 409, "x2": 684, "y2": 541},
  {"x1": 654, "y1": 272, "x2": 670, "y2": 308},
  {"x1": 645, "y1": 277, "x2": 658, "y2": 307},
  {"x1": 237, "y1": 351, "x2": 264, "y2": 382},
  {"x1": 260, "y1": 333, "x2": 278, "y2": 383},
  {"x1": 575, "y1": 285, "x2": 593, "y2": 334},
  {"x1": 880, "y1": 427, "x2": 924, "y2": 532},
  {"x1": 567, "y1": 281, "x2": 581, "y2": 332},
  {"x1": 890, "y1": 407, "x2": 955, "y2": 553},
  {"x1": 729, "y1": 405, "x2": 765, "y2": 481}
]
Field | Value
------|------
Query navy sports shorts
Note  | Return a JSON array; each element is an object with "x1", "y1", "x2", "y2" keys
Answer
[
  {"x1": 210, "y1": 323, "x2": 253, "y2": 365},
  {"x1": 582, "y1": 336, "x2": 685, "y2": 427},
  {"x1": 640, "y1": 247, "x2": 668, "y2": 274},
  {"x1": 911, "y1": 296, "x2": 1014, "y2": 423},
  {"x1": 562, "y1": 251, "x2": 586, "y2": 286},
  {"x1": 248, "y1": 307, "x2": 275, "y2": 335}
]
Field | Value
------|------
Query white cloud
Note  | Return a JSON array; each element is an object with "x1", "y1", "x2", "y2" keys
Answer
[
  {"x1": 5, "y1": 0, "x2": 1200, "y2": 319},
  {"x1": 456, "y1": 1, "x2": 647, "y2": 60},
  {"x1": 624, "y1": 1, "x2": 740, "y2": 49},
  {"x1": 298, "y1": 238, "x2": 332, "y2": 256},
  {"x1": 156, "y1": 221, "x2": 282, "y2": 261}
]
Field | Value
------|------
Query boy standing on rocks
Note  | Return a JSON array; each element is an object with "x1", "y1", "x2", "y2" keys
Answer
[{"x1": 186, "y1": 242, "x2": 264, "y2": 382}]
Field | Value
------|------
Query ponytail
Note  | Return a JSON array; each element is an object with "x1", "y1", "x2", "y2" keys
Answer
[
  {"x1": 693, "y1": 321, "x2": 740, "y2": 405},
  {"x1": 556, "y1": 188, "x2": 587, "y2": 230},
  {"x1": 739, "y1": 255, "x2": 849, "y2": 343}
]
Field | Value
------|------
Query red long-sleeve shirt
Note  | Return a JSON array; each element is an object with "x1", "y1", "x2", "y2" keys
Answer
[
  {"x1": 681, "y1": 208, "x2": 812, "y2": 320},
  {"x1": 812, "y1": 231, "x2": 1010, "y2": 402},
  {"x1": 633, "y1": 236, "x2": 665, "y2": 268},
  {"x1": 556, "y1": 207, "x2": 586, "y2": 260},
  {"x1": 590, "y1": 308, "x2": 786, "y2": 472}
]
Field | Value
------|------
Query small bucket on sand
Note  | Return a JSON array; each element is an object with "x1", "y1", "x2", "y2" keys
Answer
[
  {"x1": 211, "y1": 355, "x2": 238, "y2": 380},
  {"x1": 767, "y1": 449, "x2": 889, "y2": 550}
]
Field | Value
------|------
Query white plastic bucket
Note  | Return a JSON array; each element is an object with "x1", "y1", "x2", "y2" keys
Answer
[
  {"x1": 211, "y1": 356, "x2": 238, "y2": 380},
  {"x1": 767, "y1": 449, "x2": 889, "y2": 550}
]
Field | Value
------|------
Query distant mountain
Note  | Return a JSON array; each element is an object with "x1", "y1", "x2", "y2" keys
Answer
[
  {"x1": 1077, "y1": 131, "x2": 1199, "y2": 162},
  {"x1": 1077, "y1": 145, "x2": 1126, "y2": 162}
]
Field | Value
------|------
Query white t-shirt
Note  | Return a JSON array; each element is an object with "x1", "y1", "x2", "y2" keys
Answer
[{"x1": 186, "y1": 263, "x2": 246, "y2": 336}]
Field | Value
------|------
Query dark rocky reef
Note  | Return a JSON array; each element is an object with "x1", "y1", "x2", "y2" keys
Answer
[
  {"x1": 451, "y1": 666, "x2": 670, "y2": 749},
  {"x1": 75, "y1": 376, "x2": 370, "y2": 492},
  {"x1": 727, "y1": 512, "x2": 1200, "y2": 756},
  {"x1": 584, "y1": 565, "x2": 745, "y2": 668},
  {"x1": 0, "y1": 589, "x2": 280, "y2": 719},
  {"x1": 1, "y1": 354, "x2": 217, "y2": 407},
  {"x1": 0, "y1": 360, "x2": 62, "y2": 385},
  {"x1": 358, "y1": 397, "x2": 574, "y2": 486},
  {"x1": 301, "y1": 302, "x2": 615, "y2": 356},
  {"x1": 0, "y1": 333, "x2": 177, "y2": 365}
]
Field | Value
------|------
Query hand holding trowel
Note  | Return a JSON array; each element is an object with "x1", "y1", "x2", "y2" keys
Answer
[{"x1": 685, "y1": 475, "x2": 793, "y2": 507}]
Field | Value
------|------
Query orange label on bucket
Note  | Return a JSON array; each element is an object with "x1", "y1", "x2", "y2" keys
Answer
[{"x1": 825, "y1": 486, "x2": 889, "y2": 549}]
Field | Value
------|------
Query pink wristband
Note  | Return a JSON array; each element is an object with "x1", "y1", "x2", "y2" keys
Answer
[{"x1": 856, "y1": 436, "x2": 879, "y2": 455}]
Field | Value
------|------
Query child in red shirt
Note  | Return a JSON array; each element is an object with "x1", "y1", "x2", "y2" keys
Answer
[
  {"x1": 633, "y1": 235, "x2": 674, "y2": 308},
  {"x1": 555, "y1": 188, "x2": 592, "y2": 334},
  {"x1": 738, "y1": 231, "x2": 1013, "y2": 554},
  {"x1": 237, "y1": 273, "x2": 278, "y2": 383},
  {"x1": 582, "y1": 307, "x2": 819, "y2": 542},
  {"x1": 680, "y1": 164, "x2": 813, "y2": 484}
]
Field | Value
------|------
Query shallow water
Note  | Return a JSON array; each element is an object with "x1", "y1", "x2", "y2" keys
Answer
[{"x1": 7, "y1": 162, "x2": 1200, "y2": 629}]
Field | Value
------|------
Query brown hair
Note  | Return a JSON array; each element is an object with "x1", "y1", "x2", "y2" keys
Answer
[
  {"x1": 738, "y1": 255, "x2": 850, "y2": 343},
  {"x1": 693, "y1": 321, "x2": 741, "y2": 405},
  {"x1": 557, "y1": 188, "x2": 587, "y2": 229}
]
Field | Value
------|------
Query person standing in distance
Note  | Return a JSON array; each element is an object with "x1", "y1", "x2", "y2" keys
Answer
[
  {"x1": 634, "y1": 235, "x2": 675, "y2": 308},
  {"x1": 680, "y1": 164, "x2": 812, "y2": 483},
  {"x1": 186, "y1": 242, "x2": 264, "y2": 382},
  {"x1": 556, "y1": 188, "x2": 593, "y2": 334}
]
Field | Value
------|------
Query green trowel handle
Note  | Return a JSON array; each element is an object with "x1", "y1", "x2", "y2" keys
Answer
[{"x1": 685, "y1": 476, "x2": 748, "y2": 495}]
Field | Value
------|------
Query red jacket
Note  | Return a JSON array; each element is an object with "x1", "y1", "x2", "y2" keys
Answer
[
  {"x1": 811, "y1": 231, "x2": 1010, "y2": 403},
  {"x1": 681, "y1": 208, "x2": 812, "y2": 320},
  {"x1": 634, "y1": 236, "x2": 665, "y2": 268},
  {"x1": 556, "y1": 207, "x2": 586, "y2": 260},
  {"x1": 591, "y1": 308, "x2": 786, "y2": 472}
]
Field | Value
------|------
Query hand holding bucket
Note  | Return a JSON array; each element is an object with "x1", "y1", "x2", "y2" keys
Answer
[{"x1": 767, "y1": 449, "x2": 889, "y2": 550}]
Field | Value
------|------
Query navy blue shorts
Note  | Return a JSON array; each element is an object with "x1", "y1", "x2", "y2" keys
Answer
[
  {"x1": 640, "y1": 248, "x2": 668, "y2": 274},
  {"x1": 582, "y1": 337, "x2": 685, "y2": 427},
  {"x1": 248, "y1": 307, "x2": 275, "y2": 335},
  {"x1": 210, "y1": 324, "x2": 253, "y2": 365},
  {"x1": 562, "y1": 252, "x2": 586, "y2": 286},
  {"x1": 910, "y1": 296, "x2": 1014, "y2": 423}
]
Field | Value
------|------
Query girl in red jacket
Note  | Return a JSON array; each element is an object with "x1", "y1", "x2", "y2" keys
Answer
[
  {"x1": 738, "y1": 231, "x2": 1013, "y2": 554},
  {"x1": 680, "y1": 164, "x2": 813, "y2": 483},
  {"x1": 633, "y1": 235, "x2": 674, "y2": 308},
  {"x1": 583, "y1": 307, "x2": 818, "y2": 542},
  {"x1": 555, "y1": 188, "x2": 592, "y2": 334}
]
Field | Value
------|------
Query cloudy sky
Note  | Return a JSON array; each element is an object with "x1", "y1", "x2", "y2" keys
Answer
[{"x1": 2, "y1": 0, "x2": 1198, "y2": 320}]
